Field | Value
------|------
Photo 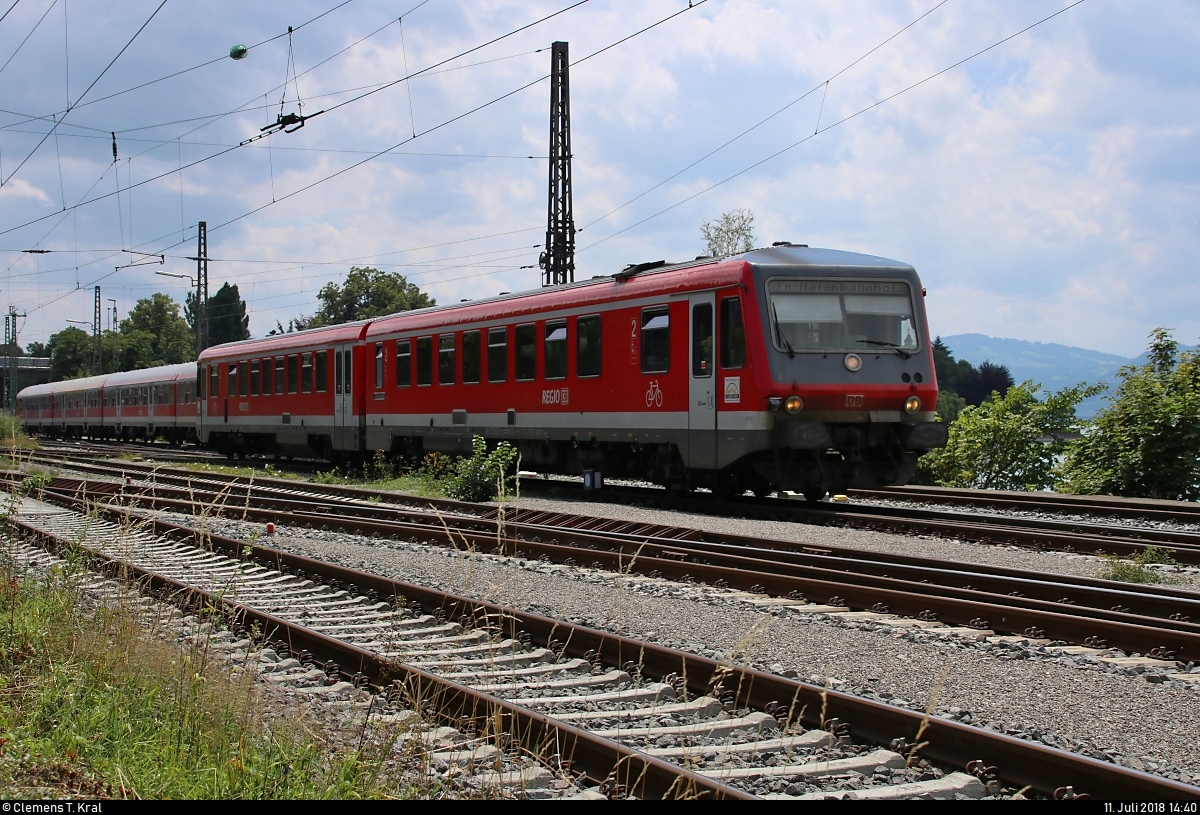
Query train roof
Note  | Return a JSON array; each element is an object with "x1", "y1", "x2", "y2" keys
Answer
[
  {"x1": 101, "y1": 362, "x2": 195, "y2": 388},
  {"x1": 198, "y1": 320, "x2": 370, "y2": 362},
  {"x1": 364, "y1": 244, "x2": 918, "y2": 336},
  {"x1": 17, "y1": 362, "x2": 196, "y2": 399}
]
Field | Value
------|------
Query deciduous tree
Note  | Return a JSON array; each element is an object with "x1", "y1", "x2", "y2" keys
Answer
[
  {"x1": 300, "y1": 267, "x2": 435, "y2": 329},
  {"x1": 917, "y1": 380, "x2": 1101, "y2": 490},
  {"x1": 700, "y1": 209, "x2": 755, "y2": 257},
  {"x1": 119, "y1": 293, "x2": 194, "y2": 368},
  {"x1": 1057, "y1": 329, "x2": 1200, "y2": 500}
]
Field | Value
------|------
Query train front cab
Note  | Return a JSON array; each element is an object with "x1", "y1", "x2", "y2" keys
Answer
[{"x1": 745, "y1": 247, "x2": 949, "y2": 498}]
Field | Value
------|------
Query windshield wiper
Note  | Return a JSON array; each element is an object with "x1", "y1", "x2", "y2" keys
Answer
[
  {"x1": 857, "y1": 339, "x2": 912, "y2": 359},
  {"x1": 771, "y1": 304, "x2": 796, "y2": 359}
]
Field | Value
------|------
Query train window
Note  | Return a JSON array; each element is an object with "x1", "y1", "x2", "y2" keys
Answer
[
  {"x1": 250, "y1": 360, "x2": 260, "y2": 396},
  {"x1": 275, "y1": 356, "x2": 285, "y2": 395},
  {"x1": 487, "y1": 328, "x2": 507, "y2": 383},
  {"x1": 343, "y1": 349, "x2": 351, "y2": 394},
  {"x1": 720, "y1": 297, "x2": 745, "y2": 369},
  {"x1": 515, "y1": 324, "x2": 536, "y2": 381},
  {"x1": 416, "y1": 337, "x2": 433, "y2": 386},
  {"x1": 228, "y1": 363, "x2": 237, "y2": 396},
  {"x1": 208, "y1": 365, "x2": 218, "y2": 399},
  {"x1": 438, "y1": 335, "x2": 456, "y2": 385},
  {"x1": 238, "y1": 361, "x2": 249, "y2": 397},
  {"x1": 374, "y1": 343, "x2": 384, "y2": 389},
  {"x1": 395, "y1": 340, "x2": 411, "y2": 387},
  {"x1": 640, "y1": 307, "x2": 670, "y2": 374},
  {"x1": 462, "y1": 330, "x2": 480, "y2": 384},
  {"x1": 768, "y1": 280, "x2": 917, "y2": 352},
  {"x1": 288, "y1": 355, "x2": 299, "y2": 394},
  {"x1": 199, "y1": 366, "x2": 206, "y2": 399},
  {"x1": 544, "y1": 321, "x2": 567, "y2": 380},
  {"x1": 577, "y1": 316, "x2": 601, "y2": 378},
  {"x1": 301, "y1": 353, "x2": 313, "y2": 393},
  {"x1": 316, "y1": 351, "x2": 328, "y2": 392},
  {"x1": 692, "y1": 303, "x2": 713, "y2": 378},
  {"x1": 260, "y1": 359, "x2": 271, "y2": 396}
]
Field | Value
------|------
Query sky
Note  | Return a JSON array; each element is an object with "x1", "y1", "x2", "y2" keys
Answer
[{"x1": 0, "y1": 0, "x2": 1196, "y2": 359}]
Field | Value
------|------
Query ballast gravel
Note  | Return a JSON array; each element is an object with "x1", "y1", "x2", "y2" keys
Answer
[{"x1": 153, "y1": 491, "x2": 1200, "y2": 790}]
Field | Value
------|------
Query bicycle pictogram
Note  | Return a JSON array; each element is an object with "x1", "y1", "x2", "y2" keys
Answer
[{"x1": 645, "y1": 380, "x2": 663, "y2": 408}]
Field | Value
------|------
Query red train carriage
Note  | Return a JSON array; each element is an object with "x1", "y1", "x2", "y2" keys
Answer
[
  {"x1": 20, "y1": 244, "x2": 947, "y2": 498},
  {"x1": 104, "y1": 363, "x2": 199, "y2": 443},
  {"x1": 196, "y1": 322, "x2": 369, "y2": 459},
  {"x1": 362, "y1": 244, "x2": 947, "y2": 498}
]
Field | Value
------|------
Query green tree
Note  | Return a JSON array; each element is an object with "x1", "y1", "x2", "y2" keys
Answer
[
  {"x1": 701, "y1": 209, "x2": 755, "y2": 257},
  {"x1": 25, "y1": 341, "x2": 48, "y2": 357},
  {"x1": 47, "y1": 326, "x2": 93, "y2": 381},
  {"x1": 917, "y1": 380, "x2": 1102, "y2": 491},
  {"x1": 931, "y1": 337, "x2": 1013, "y2": 406},
  {"x1": 119, "y1": 293, "x2": 194, "y2": 368},
  {"x1": 1057, "y1": 329, "x2": 1200, "y2": 500},
  {"x1": 187, "y1": 282, "x2": 250, "y2": 348},
  {"x1": 299, "y1": 267, "x2": 435, "y2": 329},
  {"x1": 935, "y1": 390, "x2": 967, "y2": 424}
]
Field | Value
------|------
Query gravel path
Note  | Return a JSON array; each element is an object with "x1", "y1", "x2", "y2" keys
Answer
[{"x1": 156, "y1": 490, "x2": 1200, "y2": 788}]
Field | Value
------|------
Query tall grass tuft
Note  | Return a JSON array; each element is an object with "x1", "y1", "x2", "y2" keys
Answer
[{"x1": 0, "y1": 560, "x2": 420, "y2": 799}]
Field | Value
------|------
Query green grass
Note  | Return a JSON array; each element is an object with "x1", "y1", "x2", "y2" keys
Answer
[
  {"x1": 1097, "y1": 545, "x2": 1180, "y2": 584},
  {"x1": 0, "y1": 557, "x2": 436, "y2": 799},
  {"x1": 0, "y1": 412, "x2": 37, "y2": 452}
]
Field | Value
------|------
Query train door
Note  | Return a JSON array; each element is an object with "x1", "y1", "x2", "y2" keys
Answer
[
  {"x1": 688, "y1": 292, "x2": 717, "y2": 472},
  {"x1": 333, "y1": 345, "x2": 354, "y2": 451}
]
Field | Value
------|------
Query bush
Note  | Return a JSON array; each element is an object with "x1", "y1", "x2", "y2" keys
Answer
[
  {"x1": 1057, "y1": 328, "x2": 1200, "y2": 501},
  {"x1": 443, "y1": 437, "x2": 518, "y2": 502},
  {"x1": 1097, "y1": 546, "x2": 1179, "y2": 584}
]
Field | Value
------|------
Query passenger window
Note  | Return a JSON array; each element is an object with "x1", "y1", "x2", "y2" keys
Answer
[
  {"x1": 487, "y1": 328, "x2": 507, "y2": 382},
  {"x1": 577, "y1": 315, "x2": 601, "y2": 378},
  {"x1": 288, "y1": 355, "x2": 299, "y2": 394},
  {"x1": 720, "y1": 297, "x2": 745, "y2": 369},
  {"x1": 515, "y1": 324, "x2": 536, "y2": 381},
  {"x1": 316, "y1": 351, "x2": 328, "y2": 393},
  {"x1": 227, "y1": 363, "x2": 237, "y2": 396},
  {"x1": 375, "y1": 343, "x2": 384, "y2": 389},
  {"x1": 462, "y1": 330, "x2": 480, "y2": 384},
  {"x1": 302, "y1": 353, "x2": 313, "y2": 394},
  {"x1": 641, "y1": 307, "x2": 670, "y2": 373},
  {"x1": 239, "y1": 361, "x2": 249, "y2": 396},
  {"x1": 544, "y1": 320, "x2": 567, "y2": 380},
  {"x1": 250, "y1": 360, "x2": 260, "y2": 396},
  {"x1": 275, "y1": 356, "x2": 285, "y2": 395},
  {"x1": 692, "y1": 303, "x2": 713, "y2": 378},
  {"x1": 439, "y1": 335, "x2": 456, "y2": 385},
  {"x1": 416, "y1": 337, "x2": 433, "y2": 386},
  {"x1": 395, "y1": 340, "x2": 411, "y2": 387}
]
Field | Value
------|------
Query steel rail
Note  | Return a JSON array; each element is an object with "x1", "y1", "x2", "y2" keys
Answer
[
  {"x1": 20, "y1": 475, "x2": 1200, "y2": 662},
  {"x1": 9, "y1": 517, "x2": 754, "y2": 801},
  {"x1": 14, "y1": 508, "x2": 1195, "y2": 801}
]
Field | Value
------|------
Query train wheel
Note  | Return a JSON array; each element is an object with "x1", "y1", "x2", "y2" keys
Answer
[{"x1": 802, "y1": 488, "x2": 827, "y2": 502}]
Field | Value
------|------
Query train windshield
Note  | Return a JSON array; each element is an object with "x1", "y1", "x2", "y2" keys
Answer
[{"x1": 768, "y1": 279, "x2": 918, "y2": 353}]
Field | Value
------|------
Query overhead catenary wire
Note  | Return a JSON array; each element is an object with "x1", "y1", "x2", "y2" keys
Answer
[
  {"x1": 14, "y1": 0, "x2": 708, "y2": 322},
  {"x1": 1, "y1": 0, "x2": 169, "y2": 187},
  {"x1": 579, "y1": 0, "x2": 1088, "y2": 255}
]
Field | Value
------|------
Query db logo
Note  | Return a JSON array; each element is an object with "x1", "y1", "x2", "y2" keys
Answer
[{"x1": 845, "y1": 394, "x2": 865, "y2": 407}]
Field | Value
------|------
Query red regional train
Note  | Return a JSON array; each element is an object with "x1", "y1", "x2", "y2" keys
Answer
[{"x1": 18, "y1": 245, "x2": 948, "y2": 499}]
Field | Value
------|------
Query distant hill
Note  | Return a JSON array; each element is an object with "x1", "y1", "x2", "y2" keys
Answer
[{"x1": 937, "y1": 334, "x2": 1198, "y2": 419}]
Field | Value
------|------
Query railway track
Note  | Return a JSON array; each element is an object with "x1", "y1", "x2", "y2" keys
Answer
[
  {"x1": 7, "y1": 457, "x2": 1200, "y2": 662},
  {"x1": 5, "y1": 486, "x2": 1196, "y2": 800}
]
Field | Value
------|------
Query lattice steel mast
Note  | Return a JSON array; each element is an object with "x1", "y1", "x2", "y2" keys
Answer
[{"x1": 540, "y1": 41, "x2": 575, "y2": 287}]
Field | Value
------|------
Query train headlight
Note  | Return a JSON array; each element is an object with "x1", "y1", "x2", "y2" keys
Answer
[
  {"x1": 844, "y1": 353, "x2": 862, "y2": 372},
  {"x1": 784, "y1": 395, "x2": 803, "y2": 414},
  {"x1": 904, "y1": 396, "x2": 922, "y2": 414}
]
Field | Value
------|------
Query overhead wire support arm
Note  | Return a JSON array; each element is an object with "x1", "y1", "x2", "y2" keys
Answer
[{"x1": 114, "y1": 252, "x2": 165, "y2": 271}]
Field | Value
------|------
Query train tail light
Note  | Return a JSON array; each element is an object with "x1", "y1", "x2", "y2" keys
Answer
[{"x1": 904, "y1": 396, "x2": 922, "y2": 414}]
